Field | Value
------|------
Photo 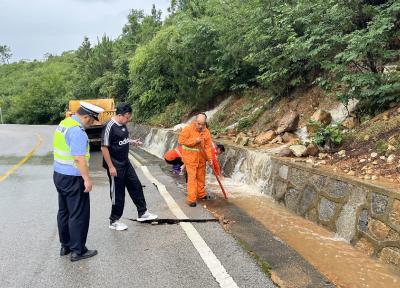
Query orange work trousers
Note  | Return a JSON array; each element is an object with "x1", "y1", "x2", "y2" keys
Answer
[{"x1": 186, "y1": 161, "x2": 207, "y2": 204}]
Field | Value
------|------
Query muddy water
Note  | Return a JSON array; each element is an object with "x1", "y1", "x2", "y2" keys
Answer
[{"x1": 206, "y1": 179, "x2": 400, "y2": 288}]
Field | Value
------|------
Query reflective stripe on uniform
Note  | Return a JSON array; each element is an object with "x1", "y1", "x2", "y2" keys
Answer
[
  {"x1": 182, "y1": 145, "x2": 200, "y2": 152},
  {"x1": 175, "y1": 147, "x2": 182, "y2": 157},
  {"x1": 53, "y1": 148, "x2": 72, "y2": 157},
  {"x1": 53, "y1": 117, "x2": 90, "y2": 168},
  {"x1": 54, "y1": 158, "x2": 75, "y2": 165}
]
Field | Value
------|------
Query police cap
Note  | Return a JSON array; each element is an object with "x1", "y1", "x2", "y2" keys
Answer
[{"x1": 80, "y1": 102, "x2": 104, "y2": 121}]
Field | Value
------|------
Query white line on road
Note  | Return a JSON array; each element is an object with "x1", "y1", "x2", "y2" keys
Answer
[{"x1": 129, "y1": 154, "x2": 239, "y2": 288}]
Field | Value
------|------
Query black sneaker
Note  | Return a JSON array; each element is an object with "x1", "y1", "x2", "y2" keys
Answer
[
  {"x1": 70, "y1": 249, "x2": 98, "y2": 262},
  {"x1": 188, "y1": 202, "x2": 197, "y2": 207},
  {"x1": 60, "y1": 247, "x2": 71, "y2": 256},
  {"x1": 200, "y1": 195, "x2": 211, "y2": 201}
]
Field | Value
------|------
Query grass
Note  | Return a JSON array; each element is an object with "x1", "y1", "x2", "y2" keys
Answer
[
  {"x1": 353, "y1": 114, "x2": 400, "y2": 143},
  {"x1": 235, "y1": 237, "x2": 272, "y2": 277}
]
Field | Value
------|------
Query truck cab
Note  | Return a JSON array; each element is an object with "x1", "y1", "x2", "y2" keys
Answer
[{"x1": 66, "y1": 99, "x2": 116, "y2": 147}]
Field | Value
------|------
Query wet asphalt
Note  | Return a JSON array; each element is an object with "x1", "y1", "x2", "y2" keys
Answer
[{"x1": 0, "y1": 125, "x2": 275, "y2": 288}]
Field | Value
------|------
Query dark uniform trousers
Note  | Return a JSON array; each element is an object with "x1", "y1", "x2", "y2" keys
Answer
[
  {"x1": 107, "y1": 163, "x2": 147, "y2": 222},
  {"x1": 165, "y1": 157, "x2": 184, "y2": 166},
  {"x1": 53, "y1": 172, "x2": 90, "y2": 255}
]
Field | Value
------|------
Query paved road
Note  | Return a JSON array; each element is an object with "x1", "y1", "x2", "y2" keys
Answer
[{"x1": 0, "y1": 124, "x2": 275, "y2": 288}]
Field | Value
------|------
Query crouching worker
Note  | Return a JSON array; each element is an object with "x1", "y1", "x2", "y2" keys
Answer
[
  {"x1": 178, "y1": 113, "x2": 213, "y2": 207},
  {"x1": 101, "y1": 103, "x2": 157, "y2": 231},
  {"x1": 164, "y1": 146, "x2": 184, "y2": 174}
]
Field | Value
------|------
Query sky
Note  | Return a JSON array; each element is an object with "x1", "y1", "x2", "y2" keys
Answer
[{"x1": 0, "y1": 0, "x2": 170, "y2": 62}]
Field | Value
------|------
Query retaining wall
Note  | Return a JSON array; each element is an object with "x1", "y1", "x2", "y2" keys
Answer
[{"x1": 129, "y1": 124, "x2": 400, "y2": 269}]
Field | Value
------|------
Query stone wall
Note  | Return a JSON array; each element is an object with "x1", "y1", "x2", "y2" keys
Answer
[
  {"x1": 129, "y1": 124, "x2": 400, "y2": 269},
  {"x1": 270, "y1": 158, "x2": 400, "y2": 268}
]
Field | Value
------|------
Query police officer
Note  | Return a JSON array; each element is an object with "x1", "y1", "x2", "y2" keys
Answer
[
  {"x1": 101, "y1": 103, "x2": 157, "y2": 231},
  {"x1": 53, "y1": 102, "x2": 103, "y2": 262}
]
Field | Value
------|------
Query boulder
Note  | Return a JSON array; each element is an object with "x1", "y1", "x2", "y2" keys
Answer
[
  {"x1": 289, "y1": 145, "x2": 307, "y2": 157},
  {"x1": 282, "y1": 132, "x2": 299, "y2": 144},
  {"x1": 342, "y1": 117, "x2": 358, "y2": 129},
  {"x1": 276, "y1": 111, "x2": 300, "y2": 134},
  {"x1": 310, "y1": 109, "x2": 332, "y2": 126},
  {"x1": 254, "y1": 130, "x2": 276, "y2": 145},
  {"x1": 305, "y1": 143, "x2": 319, "y2": 156},
  {"x1": 278, "y1": 147, "x2": 294, "y2": 157}
]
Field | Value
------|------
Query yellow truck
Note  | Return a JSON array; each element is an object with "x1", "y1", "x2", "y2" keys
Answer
[{"x1": 66, "y1": 98, "x2": 116, "y2": 146}]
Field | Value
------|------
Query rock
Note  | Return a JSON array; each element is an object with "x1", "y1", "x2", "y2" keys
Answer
[
  {"x1": 271, "y1": 135, "x2": 283, "y2": 144},
  {"x1": 285, "y1": 188, "x2": 302, "y2": 211},
  {"x1": 371, "y1": 152, "x2": 378, "y2": 158},
  {"x1": 318, "y1": 160, "x2": 327, "y2": 165},
  {"x1": 276, "y1": 111, "x2": 300, "y2": 134},
  {"x1": 342, "y1": 117, "x2": 358, "y2": 129},
  {"x1": 318, "y1": 198, "x2": 337, "y2": 222},
  {"x1": 278, "y1": 147, "x2": 293, "y2": 157},
  {"x1": 254, "y1": 130, "x2": 276, "y2": 145},
  {"x1": 310, "y1": 109, "x2": 332, "y2": 126},
  {"x1": 380, "y1": 247, "x2": 400, "y2": 266},
  {"x1": 235, "y1": 132, "x2": 249, "y2": 146},
  {"x1": 318, "y1": 153, "x2": 329, "y2": 160},
  {"x1": 364, "y1": 135, "x2": 370, "y2": 141},
  {"x1": 383, "y1": 113, "x2": 390, "y2": 121},
  {"x1": 306, "y1": 158, "x2": 315, "y2": 165},
  {"x1": 372, "y1": 160, "x2": 379, "y2": 165},
  {"x1": 281, "y1": 132, "x2": 299, "y2": 144},
  {"x1": 380, "y1": 156, "x2": 386, "y2": 161},
  {"x1": 387, "y1": 144, "x2": 396, "y2": 152},
  {"x1": 347, "y1": 170, "x2": 356, "y2": 176},
  {"x1": 359, "y1": 159, "x2": 367, "y2": 163},
  {"x1": 289, "y1": 145, "x2": 307, "y2": 157},
  {"x1": 305, "y1": 143, "x2": 319, "y2": 156},
  {"x1": 387, "y1": 154, "x2": 396, "y2": 163},
  {"x1": 371, "y1": 175, "x2": 378, "y2": 181},
  {"x1": 364, "y1": 175, "x2": 371, "y2": 180},
  {"x1": 369, "y1": 219, "x2": 390, "y2": 240},
  {"x1": 338, "y1": 150, "x2": 346, "y2": 157},
  {"x1": 372, "y1": 193, "x2": 389, "y2": 215}
]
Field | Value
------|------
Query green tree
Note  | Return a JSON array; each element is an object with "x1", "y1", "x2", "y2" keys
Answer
[{"x1": 0, "y1": 45, "x2": 12, "y2": 64}]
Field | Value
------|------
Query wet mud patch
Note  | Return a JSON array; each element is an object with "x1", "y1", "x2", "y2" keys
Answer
[{"x1": 206, "y1": 199, "x2": 334, "y2": 288}]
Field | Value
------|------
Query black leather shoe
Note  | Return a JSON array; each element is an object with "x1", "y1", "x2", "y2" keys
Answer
[
  {"x1": 188, "y1": 202, "x2": 197, "y2": 207},
  {"x1": 200, "y1": 195, "x2": 211, "y2": 201},
  {"x1": 60, "y1": 247, "x2": 71, "y2": 256},
  {"x1": 70, "y1": 249, "x2": 98, "y2": 262}
]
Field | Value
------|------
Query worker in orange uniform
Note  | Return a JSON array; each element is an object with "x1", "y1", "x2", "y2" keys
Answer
[
  {"x1": 178, "y1": 113, "x2": 213, "y2": 207},
  {"x1": 164, "y1": 143, "x2": 225, "y2": 176},
  {"x1": 164, "y1": 145, "x2": 184, "y2": 174}
]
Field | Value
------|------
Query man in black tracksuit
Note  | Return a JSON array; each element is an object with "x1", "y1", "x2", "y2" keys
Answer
[{"x1": 101, "y1": 103, "x2": 157, "y2": 231}]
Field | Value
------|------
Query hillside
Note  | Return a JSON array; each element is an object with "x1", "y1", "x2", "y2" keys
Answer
[
  {"x1": 196, "y1": 87, "x2": 400, "y2": 187},
  {"x1": 0, "y1": 0, "x2": 399, "y2": 127}
]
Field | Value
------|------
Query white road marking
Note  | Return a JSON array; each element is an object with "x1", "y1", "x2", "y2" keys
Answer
[{"x1": 129, "y1": 154, "x2": 239, "y2": 288}]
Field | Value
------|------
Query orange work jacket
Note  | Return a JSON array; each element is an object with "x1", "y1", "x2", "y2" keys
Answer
[
  {"x1": 164, "y1": 146, "x2": 183, "y2": 161},
  {"x1": 178, "y1": 122, "x2": 213, "y2": 166}
]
